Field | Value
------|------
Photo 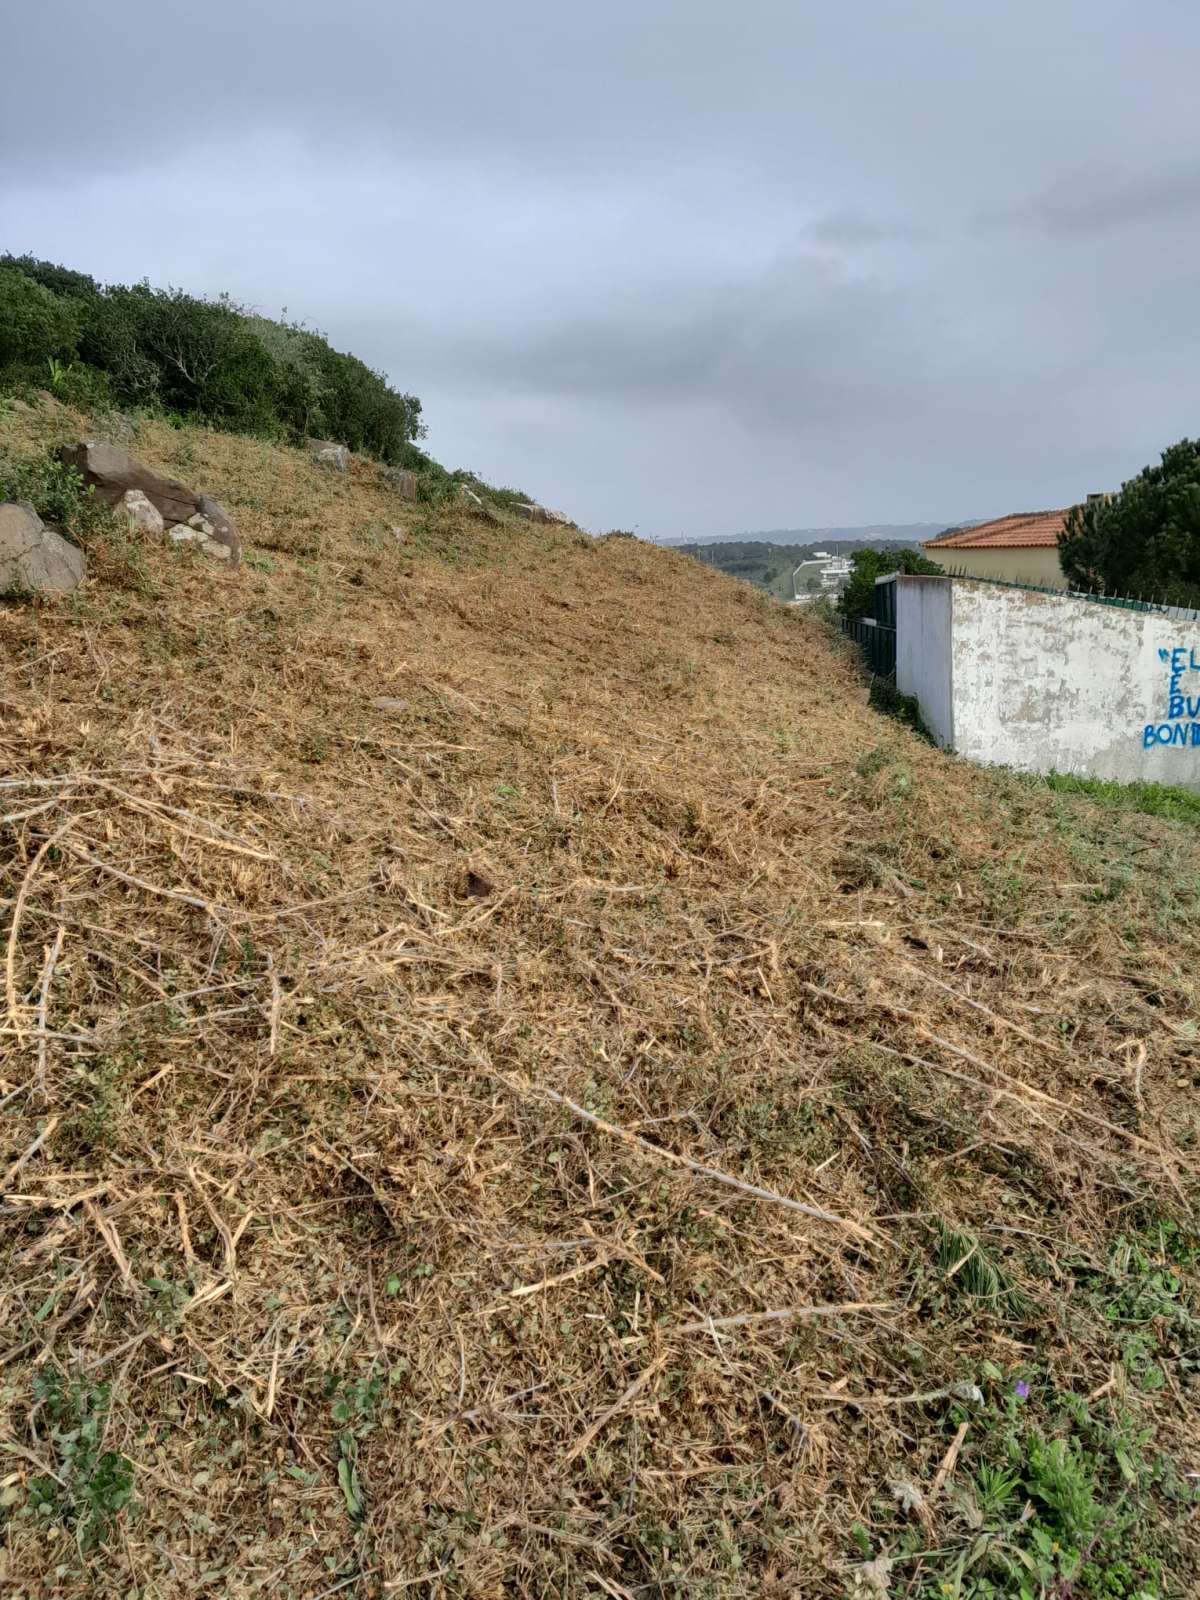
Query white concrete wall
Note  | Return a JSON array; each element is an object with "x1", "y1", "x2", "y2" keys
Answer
[
  {"x1": 949, "y1": 582, "x2": 1200, "y2": 787},
  {"x1": 896, "y1": 576, "x2": 954, "y2": 747}
]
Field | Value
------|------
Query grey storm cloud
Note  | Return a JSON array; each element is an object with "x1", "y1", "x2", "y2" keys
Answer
[
  {"x1": 4, "y1": 0, "x2": 1200, "y2": 536},
  {"x1": 985, "y1": 167, "x2": 1200, "y2": 236}
]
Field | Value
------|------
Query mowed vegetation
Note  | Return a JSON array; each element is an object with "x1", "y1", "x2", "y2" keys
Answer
[{"x1": 0, "y1": 396, "x2": 1199, "y2": 1598}]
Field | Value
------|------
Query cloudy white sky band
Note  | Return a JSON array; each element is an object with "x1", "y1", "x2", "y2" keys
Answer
[{"x1": 4, "y1": 1, "x2": 1199, "y2": 536}]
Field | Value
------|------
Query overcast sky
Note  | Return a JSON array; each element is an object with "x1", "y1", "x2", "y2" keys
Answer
[{"x1": 4, "y1": 2, "x2": 1199, "y2": 536}]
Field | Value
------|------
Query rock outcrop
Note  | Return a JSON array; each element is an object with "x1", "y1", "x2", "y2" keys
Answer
[
  {"x1": 117, "y1": 489, "x2": 165, "y2": 539},
  {"x1": 311, "y1": 441, "x2": 350, "y2": 472},
  {"x1": 60, "y1": 441, "x2": 199, "y2": 523},
  {"x1": 460, "y1": 487, "x2": 502, "y2": 526},
  {"x1": 58, "y1": 441, "x2": 240, "y2": 564},
  {"x1": 513, "y1": 502, "x2": 572, "y2": 526},
  {"x1": 194, "y1": 496, "x2": 238, "y2": 556},
  {"x1": 0, "y1": 502, "x2": 86, "y2": 596},
  {"x1": 167, "y1": 507, "x2": 234, "y2": 561},
  {"x1": 384, "y1": 467, "x2": 418, "y2": 500}
]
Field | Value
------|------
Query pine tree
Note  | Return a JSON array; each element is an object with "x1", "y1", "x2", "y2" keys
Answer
[{"x1": 1059, "y1": 439, "x2": 1200, "y2": 606}]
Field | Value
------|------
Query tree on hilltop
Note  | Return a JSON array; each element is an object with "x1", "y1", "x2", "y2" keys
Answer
[
  {"x1": 838, "y1": 545, "x2": 943, "y2": 619},
  {"x1": 1059, "y1": 439, "x2": 1200, "y2": 606}
]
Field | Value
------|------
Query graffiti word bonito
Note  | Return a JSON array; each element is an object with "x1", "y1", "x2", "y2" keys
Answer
[{"x1": 1144, "y1": 646, "x2": 1200, "y2": 748}]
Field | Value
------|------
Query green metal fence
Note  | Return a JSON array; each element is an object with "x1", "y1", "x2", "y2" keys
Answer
[
  {"x1": 842, "y1": 575, "x2": 897, "y2": 676},
  {"x1": 937, "y1": 566, "x2": 1200, "y2": 622},
  {"x1": 843, "y1": 615, "x2": 896, "y2": 675}
]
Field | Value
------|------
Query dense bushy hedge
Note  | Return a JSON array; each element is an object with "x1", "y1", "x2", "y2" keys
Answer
[
  {"x1": 0, "y1": 265, "x2": 83, "y2": 369},
  {"x1": 0, "y1": 255, "x2": 424, "y2": 465}
]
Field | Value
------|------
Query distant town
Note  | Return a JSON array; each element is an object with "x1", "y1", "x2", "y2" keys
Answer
[{"x1": 662, "y1": 526, "x2": 963, "y2": 602}]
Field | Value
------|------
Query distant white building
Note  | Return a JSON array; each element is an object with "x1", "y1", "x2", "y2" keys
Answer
[{"x1": 791, "y1": 552, "x2": 852, "y2": 601}]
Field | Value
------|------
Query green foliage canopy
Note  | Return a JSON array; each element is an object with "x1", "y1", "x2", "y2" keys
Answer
[
  {"x1": 0, "y1": 265, "x2": 82, "y2": 368},
  {"x1": 1059, "y1": 439, "x2": 1200, "y2": 606},
  {"x1": 0, "y1": 255, "x2": 424, "y2": 465},
  {"x1": 838, "y1": 545, "x2": 943, "y2": 619}
]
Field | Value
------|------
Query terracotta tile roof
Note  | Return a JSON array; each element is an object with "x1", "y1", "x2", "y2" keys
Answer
[{"x1": 924, "y1": 508, "x2": 1068, "y2": 550}]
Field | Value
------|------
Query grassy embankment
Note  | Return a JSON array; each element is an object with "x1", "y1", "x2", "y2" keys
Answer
[{"x1": 1, "y1": 396, "x2": 1198, "y2": 1598}]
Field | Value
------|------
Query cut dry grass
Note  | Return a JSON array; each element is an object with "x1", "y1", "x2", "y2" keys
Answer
[{"x1": 1, "y1": 396, "x2": 1199, "y2": 1597}]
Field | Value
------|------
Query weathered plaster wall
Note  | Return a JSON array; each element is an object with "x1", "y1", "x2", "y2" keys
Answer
[
  {"x1": 949, "y1": 581, "x2": 1200, "y2": 787},
  {"x1": 922, "y1": 545, "x2": 1066, "y2": 588},
  {"x1": 896, "y1": 576, "x2": 954, "y2": 747}
]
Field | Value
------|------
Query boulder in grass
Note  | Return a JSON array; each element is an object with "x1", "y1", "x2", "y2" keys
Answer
[
  {"x1": 460, "y1": 487, "x2": 502, "y2": 526},
  {"x1": 57, "y1": 441, "x2": 240, "y2": 565},
  {"x1": 384, "y1": 467, "x2": 418, "y2": 500},
  {"x1": 166, "y1": 521, "x2": 233, "y2": 560},
  {"x1": 0, "y1": 502, "x2": 85, "y2": 596},
  {"x1": 195, "y1": 496, "x2": 238, "y2": 557},
  {"x1": 117, "y1": 489, "x2": 165, "y2": 539},
  {"x1": 513, "y1": 502, "x2": 573, "y2": 527},
  {"x1": 311, "y1": 441, "x2": 350, "y2": 472},
  {"x1": 60, "y1": 440, "x2": 197, "y2": 525}
]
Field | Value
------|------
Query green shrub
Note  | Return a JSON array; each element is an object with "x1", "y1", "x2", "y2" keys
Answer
[
  {"x1": 1060, "y1": 438, "x2": 1200, "y2": 605},
  {"x1": 85, "y1": 284, "x2": 281, "y2": 434},
  {"x1": 246, "y1": 314, "x2": 331, "y2": 439},
  {"x1": 478, "y1": 481, "x2": 536, "y2": 511},
  {"x1": 839, "y1": 545, "x2": 943, "y2": 620},
  {"x1": 0, "y1": 255, "x2": 426, "y2": 464},
  {"x1": 45, "y1": 357, "x2": 115, "y2": 409},
  {"x1": 0, "y1": 265, "x2": 82, "y2": 370},
  {"x1": 2, "y1": 254, "x2": 101, "y2": 300},
  {"x1": 0, "y1": 449, "x2": 112, "y2": 547},
  {"x1": 307, "y1": 334, "x2": 423, "y2": 463}
]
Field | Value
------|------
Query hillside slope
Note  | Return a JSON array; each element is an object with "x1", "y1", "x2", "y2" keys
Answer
[{"x1": 2, "y1": 400, "x2": 1199, "y2": 1599}]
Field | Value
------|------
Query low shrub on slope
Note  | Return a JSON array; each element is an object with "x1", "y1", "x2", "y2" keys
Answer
[
  {"x1": 1, "y1": 399, "x2": 1198, "y2": 1598},
  {"x1": 0, "y1": 255, "x2": 423, "y2": 466}
]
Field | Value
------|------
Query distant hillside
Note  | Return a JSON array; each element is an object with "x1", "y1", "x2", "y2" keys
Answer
[
  {"x1": 675, "y1": 535, "x2": 931, "y2": 599},
  {"x1": 659, "y1": 521, "x2": 961, "y2": 548}
]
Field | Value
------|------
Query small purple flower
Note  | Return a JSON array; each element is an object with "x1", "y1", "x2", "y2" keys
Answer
[{"x1": 1013, "y1": 1379, "x2": 1031, "y2": 1399}]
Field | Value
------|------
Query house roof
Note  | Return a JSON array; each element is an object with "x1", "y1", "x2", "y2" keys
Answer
[{"x1": 924, "y1": 509, "x2": 1068, "y2": 551}]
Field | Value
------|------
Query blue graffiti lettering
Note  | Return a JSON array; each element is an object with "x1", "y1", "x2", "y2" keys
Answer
[
  {"x1": 1144, "y1": 721, "x2": 1200, "y2": 748},
  {"x1": 1148, "y1": 643, "x2": 1200, "y2": 754}
]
